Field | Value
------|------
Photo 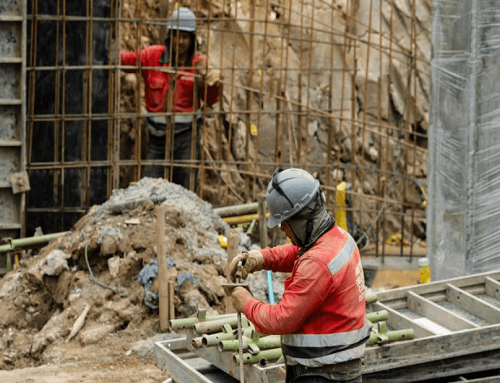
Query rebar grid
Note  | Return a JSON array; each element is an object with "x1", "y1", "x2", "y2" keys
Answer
[{"x1": 25, "y1": 0, "x2": 430, "y2": 258}]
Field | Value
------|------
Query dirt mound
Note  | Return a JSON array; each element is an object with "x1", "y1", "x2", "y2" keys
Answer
[{"x1": 0, "y1": 177, "x2": 263, "y2": 370}]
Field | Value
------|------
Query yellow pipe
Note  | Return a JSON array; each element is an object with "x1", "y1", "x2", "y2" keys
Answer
[{"x1": 335, "y1": 181, "x2": 348, "y2": 231}]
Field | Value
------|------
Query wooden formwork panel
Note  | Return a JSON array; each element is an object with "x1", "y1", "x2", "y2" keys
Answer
[{"x1": 0, "y1": 0, "x2": 26, "y2": 241}]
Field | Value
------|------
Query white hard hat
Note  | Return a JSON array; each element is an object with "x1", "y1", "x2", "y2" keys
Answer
[{"x1": 167, "y1": 7, "x2": 196, "y2": 32}]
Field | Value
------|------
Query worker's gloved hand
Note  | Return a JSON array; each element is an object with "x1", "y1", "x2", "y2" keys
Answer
[
  {"x1": 195, "y1": 60, "x2": 221, "y2": 86},
  {"x1": 231, "y1": 286, "x2": 253, "y2": 313},
  {"x1": 205, "y1": 69, "x2": 221, "y2": 86},
  {"x1": 229, "y1": 250, "x2": 264, "y2": 282}
]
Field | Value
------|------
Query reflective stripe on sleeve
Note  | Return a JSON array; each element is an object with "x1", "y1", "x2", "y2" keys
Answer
[{"x1": 327, "y1": 234, "x2": 356, "y2": 276}]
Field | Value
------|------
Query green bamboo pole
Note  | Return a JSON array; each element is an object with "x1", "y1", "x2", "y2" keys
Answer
[
  {"x1": 233, "y1": 348, "x2": 283, "y2": 365},
  {"x1": 218, "y1": 335, "x2": 281, "y2": 352}
]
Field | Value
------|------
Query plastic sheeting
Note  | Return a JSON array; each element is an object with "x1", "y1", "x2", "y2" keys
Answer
[
  {"x1": 428, "y1": 1, "x2": 500, "y2": 280},
  {"x1": 136, "y1": 258, "x2": 176, "y2": 309}
]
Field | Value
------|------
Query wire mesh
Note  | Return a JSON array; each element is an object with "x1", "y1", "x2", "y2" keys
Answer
[{"x1": 25, "y1": 0, "x2": 430, "y2": 259}]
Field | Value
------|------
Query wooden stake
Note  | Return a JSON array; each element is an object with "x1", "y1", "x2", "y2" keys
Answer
[
  {"x1": 169, "y1": 281, "x2": 175, "y2": 322},
  {"x1": 225, "y1": 228, "x2": 240, "y2": 314},
  {"x1": 156, "y1": 204, "x2": 169, "y2": 332}
]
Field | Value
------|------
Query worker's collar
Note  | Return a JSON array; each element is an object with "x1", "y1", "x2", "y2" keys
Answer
[{"x1": 159, "y1": 47, "x2": 169, "y2": 65}]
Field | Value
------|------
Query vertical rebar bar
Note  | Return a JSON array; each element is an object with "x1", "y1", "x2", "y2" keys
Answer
[{"x1": 303, "y1": 0, "x2": 316, "y2": 171}]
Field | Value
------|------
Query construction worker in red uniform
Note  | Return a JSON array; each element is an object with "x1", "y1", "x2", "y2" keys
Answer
[
  {"x1": 229, "y1": 168, "x2": 370, "y2": 383},
  {"x1": 120, "y1": 7, "x2": 220, "y2": 189}
]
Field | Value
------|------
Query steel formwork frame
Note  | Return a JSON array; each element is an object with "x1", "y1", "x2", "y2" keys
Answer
[{"x1": 23, "y1": 0, "x2": 429, "y2": 259}]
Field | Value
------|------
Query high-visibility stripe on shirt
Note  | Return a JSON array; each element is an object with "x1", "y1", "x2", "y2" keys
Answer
[
  {"x1": 327, "y1": 233, "x2": 356, "y2": 276},
  {"x1": 282, "y1": 322, "x2": 370, "y2": 367}
]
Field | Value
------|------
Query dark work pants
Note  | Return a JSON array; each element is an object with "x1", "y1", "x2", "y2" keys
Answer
[
  {"x1": 144, "y1": 119, "x2": 201, "y2": 190},
  {"x1": 286, "y1": 362, "x2": 363, "y2": 383},
  {"x1": 290, "y1": 376, "x2": 362, "y2": 383}
]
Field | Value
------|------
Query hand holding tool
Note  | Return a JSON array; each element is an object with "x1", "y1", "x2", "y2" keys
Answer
[
  {"x1": 222, "y1": 262, "x2": 249, "y2": 383},
  {"x1": 229, "y1": 250, "x2": 264, "y2": 282}
]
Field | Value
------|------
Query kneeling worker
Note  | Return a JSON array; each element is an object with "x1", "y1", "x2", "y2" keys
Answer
[{"x1": 229, "y1": 168, "x2": 370, "y2": 383}]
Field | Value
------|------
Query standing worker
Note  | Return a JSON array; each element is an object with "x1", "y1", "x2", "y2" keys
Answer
[
  {"x1": 120, "y1": 7, "x2": 221, "y2": 189},
  {"x1": 229, "y1": 168, "x2": 370, "y2": 383}
]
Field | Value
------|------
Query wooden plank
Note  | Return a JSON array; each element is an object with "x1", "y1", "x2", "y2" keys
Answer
[
  {"x1": 156, "y1": 205, "x2": 170, "y2": 332},
  {"x1": 0, "y1": 140, "x2": 22, "y2": 147},
  {"x1": 406, "y1": 291, "x2": 479, "y2": 331},
  {"x1": 446, "y1": 284, "x2": 500, "y2": 324},
  {"x1": 225, "y1": 229, "x2": 240, "y2": 314},
  {"x1": 372, "y1": 302, "x2": 435, "y2": 337},
  {"x1": 169, "y1": 281, "x2": 176, "y2": 322},
  {"x1": 364, "y1": 322, "x2": 500, "y2": 374},
  {"x1": 485, "y1": 277, "x2": 500, "y2": 301}
]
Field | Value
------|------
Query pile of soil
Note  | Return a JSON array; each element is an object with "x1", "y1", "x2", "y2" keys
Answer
[{"x1": 0, "y1": 178, "x2": 277, "y2": 374}]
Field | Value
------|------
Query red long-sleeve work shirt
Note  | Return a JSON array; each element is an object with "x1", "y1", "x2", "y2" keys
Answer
[
  {"x1": 120, "y1": 45, "x2": 220, "y2": 113},
  {"x1": 244, "y1": 224, "x2": 370, "y2": 367}
]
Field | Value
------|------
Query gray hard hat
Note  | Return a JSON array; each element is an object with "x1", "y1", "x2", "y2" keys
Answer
[
  {"x1": 167, "y1": 7, "x2": 196, "y2": 32},
  {"x1": 266, "y1": 168, "x2": 320, "y2": 228}
]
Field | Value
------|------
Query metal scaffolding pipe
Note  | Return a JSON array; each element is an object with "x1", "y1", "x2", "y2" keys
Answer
[
  {"x1": 201, "y1": 327, "x2": 254, "y2": 347},
  {"x1": 233, "y1": 347, "x2": 283, "y2": 365},
  {"x1": 222, "y1": 212, "x2": 270, "y2": 226},
  {"x1": 194, "y1": 315, "x2": 251, "y2": 335},
  {"x1": 367, "y1": 328, "x2": 414, "y2": 345},
  {"x1": 0, "y1": 231, "x2": 69, "y2": 253},
  {"x1": 366, "y1": 310, "x2": 388, "y2": 324},
  {"x1": 169, "y1": 313, "x2": 236, "y2": 331},
  {"x1": 213, "y1": 202, "x2": 259, "y2": 218},
  {"x1": 218, "y1": 334, "x2": 281, "y2": 352}
]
